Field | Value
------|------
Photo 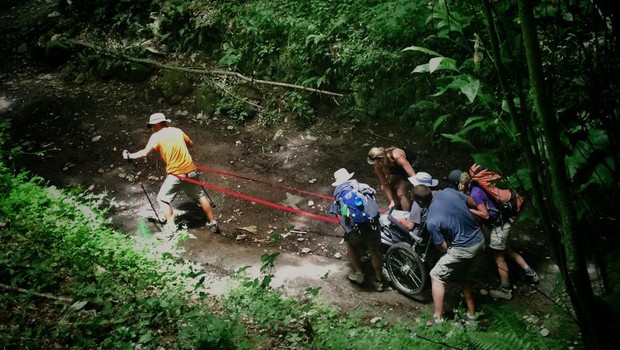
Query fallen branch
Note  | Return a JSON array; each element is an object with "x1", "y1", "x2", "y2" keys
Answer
[
  {"x1": 0, "y1": 282, "x2": 72, "y2": 302},
  {"x1": 362, "y1": 130, "x2": 398, "y2": 143},
  {"x1": 212, "y1": 80, "x2": 263, "y2": 111},
  {"x1": 64, "y1": 39, "x2": 344, "y2": 97}
]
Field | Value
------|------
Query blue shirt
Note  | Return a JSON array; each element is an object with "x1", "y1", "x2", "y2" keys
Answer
[{"x1": 426, "y1": 188, "x2": 483, "y2": 248}]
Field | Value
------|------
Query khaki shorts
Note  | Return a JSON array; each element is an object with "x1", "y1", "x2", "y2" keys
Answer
[
  {"x1": 430, "y1": 239, "x2": 485, "y2": 284},
  {"x1": 157, "y1": 171, "x2": 205, "y2": 204},
  {"x1": 488, "y1": 222, "x2": 512, "y2": 251}
]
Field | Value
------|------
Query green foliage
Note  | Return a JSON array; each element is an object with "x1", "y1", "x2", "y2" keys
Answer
[
  {"x1": 0, "y1": 124, "x2": 247, "y2": 348},
  {"x1": 467, "y1": 306, "x2": 571, "y2": 350}
]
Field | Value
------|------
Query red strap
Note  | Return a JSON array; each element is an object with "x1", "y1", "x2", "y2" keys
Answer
[
  {"x1": 175, "y1": 175, "x2": 339, "y2": 224},
  {"x1": 196, "y1": 165, "x2": 333, "y2": 200}
]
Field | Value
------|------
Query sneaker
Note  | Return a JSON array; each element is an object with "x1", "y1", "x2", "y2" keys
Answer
[
  {"x1": 347, "y1": 271, "x2": 365, "y2": 284},
  {"x1": 426, "y1": 317, "x2": 445, "y2": 327},
  {"x1": 374, "y1": 279, "x2": 384, "y2": 292},
  {"x1": 206, "y1": 221, "x2": 220, "y2": 234},
  {"x1": 489, "y1": 287, "x2": 513, "y2": 300},
  {"x1": 526, "y1": 271, "x2": 540, "y2": 284}
]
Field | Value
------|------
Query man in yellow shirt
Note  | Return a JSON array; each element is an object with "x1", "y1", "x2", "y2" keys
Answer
[{"x1": 122, "y1": 113, "x2": 219, "y2": 234}]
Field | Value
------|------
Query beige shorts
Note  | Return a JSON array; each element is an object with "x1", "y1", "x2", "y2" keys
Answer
[
  {"x1": 157, "y1": 171, "x2": 204, "y2": 204},
  {"x1": 488, "y1": 222, "x2": 512, "y2": 251},
  {"x1": 430, "y1": 239, "x2": 485, "y2": 283}
]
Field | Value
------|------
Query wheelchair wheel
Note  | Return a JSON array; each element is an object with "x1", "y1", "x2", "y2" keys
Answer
[{"x1": 385, "y1": 242, "x2": 427, "y2": 298}]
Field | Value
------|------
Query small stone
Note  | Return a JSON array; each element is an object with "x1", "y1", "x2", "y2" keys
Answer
[
  {"x1": 297, "y1": 237, "x2": 305, "y2": 242},
  {"x1": 301, "y1": 248, "x2": 311, "y2": 254},
  {"x1": 227, "y1": 125, "x2": 234, "y2": 130},
  {"x1": 92, "y1": 135, "x2": 101, "y2": 142},
  {"x1": 236, "y1": 234, "x2": 247, "y2": 241},
  {"x1": 540, "y1": 328, "x2": 550, "y2": 337},
  {"x1": 273, "y1": 129, "x2": 284, "y2": 140},
  {"x1": 235, "y1": 140, "x2": 242, "y2": 146},
  {"x1": 479, "y1": 289, "x2": 488, "y2": 296},
  {"x1": 307, "y1": 200, "x2": 314, "y2": 207},
  {"x1": 308, "y1": 178, "x2": 317, "y2": 184},
  {"x1": 239, "y1": 226, "x2": 257, "y2": 234},
  {"x1": 370, "y1": 317, "x2": 381, "y2": 324},
  {"x1": 334, "y1": 252, "x2": 342, "y2": 259},
  {"x1": 98, "y1": 168, "x2": 105, "y2": 174}
]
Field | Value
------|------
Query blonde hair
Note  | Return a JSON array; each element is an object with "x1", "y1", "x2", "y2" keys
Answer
[
  {"x1": 368, "y1": 146, "x2": 401, "y2": 182},
  {"x1": 458, "y1": 172, "x2": 471, "y2": 192}
]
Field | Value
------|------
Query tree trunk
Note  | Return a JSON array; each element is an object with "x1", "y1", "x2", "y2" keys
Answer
[{"x1": 518, "y1": 0, "x2": 609, "y2": 348}]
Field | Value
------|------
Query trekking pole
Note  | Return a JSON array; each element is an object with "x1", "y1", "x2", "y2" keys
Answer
[
  {"x1": 124, "y1": 153, "x2": 163, "y2": 231},
  {"x1": 201, "y1": 185, "x2": 217, "y2": 208}
]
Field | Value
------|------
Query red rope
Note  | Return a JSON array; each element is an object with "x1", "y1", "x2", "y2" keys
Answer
[
  {"x1": 195, "y1": 165, "x2": 333, "y2": 200},
  {"x1": 176, "y1": 175, "x2": 339, "y2": 224}
]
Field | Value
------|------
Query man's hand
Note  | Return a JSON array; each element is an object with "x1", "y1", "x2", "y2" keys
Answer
[
  {"x1": 122, "y1": 150, "x2": 131, "y2": 160},
  {"x1": 398, "y1": 217, "x2": 414, "y2": 231}
]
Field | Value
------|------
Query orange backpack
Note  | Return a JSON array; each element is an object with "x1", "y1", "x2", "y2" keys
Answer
[{"x1": 468, "y1": 163, "x2": 525, "y2": 216}]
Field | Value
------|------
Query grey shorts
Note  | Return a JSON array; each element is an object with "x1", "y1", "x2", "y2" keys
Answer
[
  {"x1": 488, "y1": 222, "x2": 512, "y2": 251},
  {"x1": 157, "y1": 171, "x2": 204, "y2": 204},
  {"x1": 430, "y1": 239, "x2": 485, "y2": 284}
]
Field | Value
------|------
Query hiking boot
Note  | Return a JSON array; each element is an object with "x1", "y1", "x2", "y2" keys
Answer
[
  {"x1": 348, "y1": 271, "x2": 365, "y2": 285},
  {"x1": 526, "y1": 270, "x2": 540, "y2": 284},
  {"x1": 206, "y1": 221, "x2": 220, "y2": 234},
  {"x1": 489, "y1": 287, "x2": 513, "y2": 300},
  {"x1": 382, "y1": 267, "x2": 391, "y2": 283},
  {"x1": 374, "y1": 279, "x2": 384, "y2": 292}
]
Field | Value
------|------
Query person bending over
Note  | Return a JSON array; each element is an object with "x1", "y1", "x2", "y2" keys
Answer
[
  {"x1": 458, "y1": 172, "x2": 539, "y2": 301},
  {"x1": 367, "y1": 146, "x2": 420, "y2": 211},
  {"x1": 413, "y1": 184, "x2": 484, "y2": 325},
  {"x1": 122, "y1": 112, "x2": 219, "y2": 234}
]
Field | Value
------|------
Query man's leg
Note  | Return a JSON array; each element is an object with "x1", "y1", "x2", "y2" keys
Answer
[
  {"x1": 346, "y1": 239, "x2": 365, "y2": 284},
  {"x1": 198, "y1": 196, "x2": 215, "y2": 222},
  {"x1": 431, "y1": 276, "x2": 445, "y2": 320},
  {"x1": 494, "y1": 250, "x2": 510, "y2": 285},
  {"x1": 157, "y1": 175, "x2": 180, "y2": 225},
  {"x1": 462, "y1": 281, "x2": 475, "y2": 317}
]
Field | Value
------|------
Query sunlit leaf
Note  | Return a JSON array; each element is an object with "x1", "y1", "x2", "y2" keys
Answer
[
  {"x1": 441, "y1": 133, "x2": 474, "y2": 148},
  {"x1": 70, "y1": 300, "x2": 88, "y2": 310},
  {"x1": 401, "y1": 45, "x2": 442, "y2": 56}
]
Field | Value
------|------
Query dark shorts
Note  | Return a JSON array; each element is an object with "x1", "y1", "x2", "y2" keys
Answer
[{"x1": 345, "y1": 221, "x2": 381, "y2": 252}]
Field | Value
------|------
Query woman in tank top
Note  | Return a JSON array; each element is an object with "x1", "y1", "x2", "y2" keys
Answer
[{"x1": 367, "y1": 146, "x2": 420, "y2": 211}]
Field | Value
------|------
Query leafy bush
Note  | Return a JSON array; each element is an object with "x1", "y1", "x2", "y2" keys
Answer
[{"x1": 0, "y1": 121, "x2": 248, "y2": 349}]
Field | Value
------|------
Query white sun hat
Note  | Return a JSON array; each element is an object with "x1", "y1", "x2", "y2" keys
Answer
[
  {"x1": 332, "y1": 168, "x2": 355, "y2": 186},
  {"x1": 146, "y1": 112, "x2": 171, "y2": 128},
  {"x1": 408, "y1": 172, "x2": 439, "y2": 187}
]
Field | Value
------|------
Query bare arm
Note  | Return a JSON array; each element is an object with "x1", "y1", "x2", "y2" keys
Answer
[
  {"x1": 373, "y1": 164, "x2": 396, "y2": 208},
  {"x1": 123, "y1": 137, "x2": 157, "y2": 160},
  {"x1": 467, "y1": 196, "x2": 489, "y2": 220},
  {"x1": 436, "y1": 240, "x2": 448, "y2": 253}
]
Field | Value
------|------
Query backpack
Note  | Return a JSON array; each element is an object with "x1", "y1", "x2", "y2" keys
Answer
[
  {"x1": 336, "y1": 187, "x2": 380, "y2": 225},
  {"x1": 468, "y1": 163, "x2": 525, "y2": 217}
]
